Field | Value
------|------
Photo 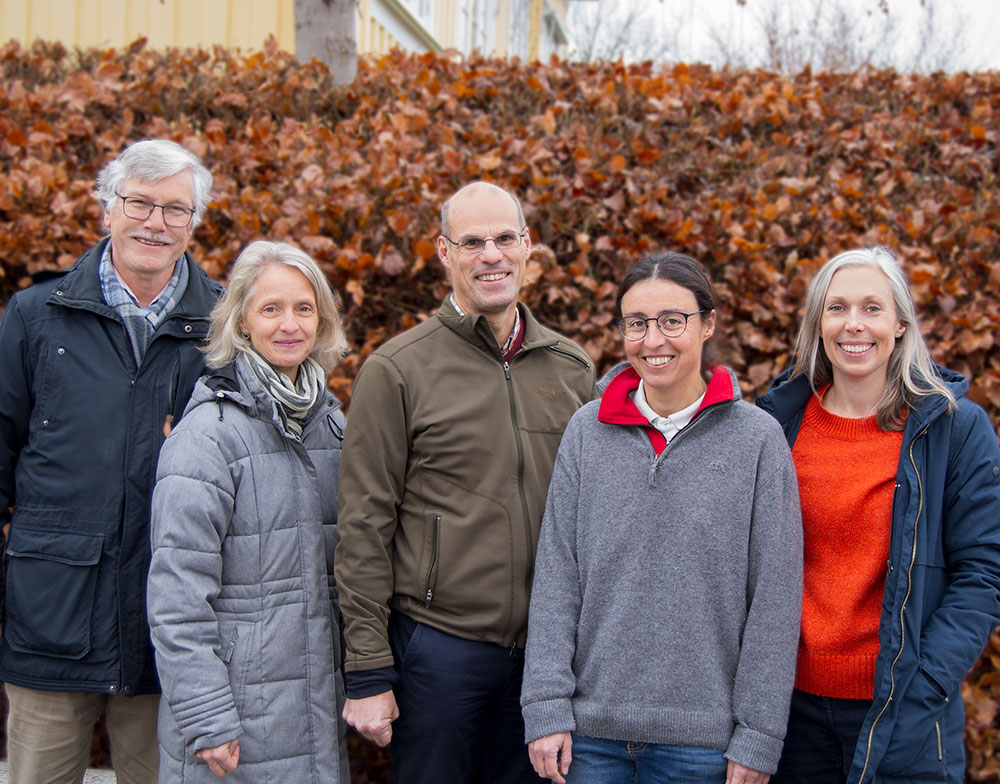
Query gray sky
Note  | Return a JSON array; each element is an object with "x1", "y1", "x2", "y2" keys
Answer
[{"x1": 594, "y1": 0, "x2": 1000, "y2": 71}]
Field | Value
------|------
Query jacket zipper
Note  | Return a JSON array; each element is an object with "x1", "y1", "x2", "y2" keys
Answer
[
  {"x1": 424, "y1": 515, "x2": 441, "y2": 607},
  {"x1": 503, "y1": 359, "x2": 534, "y2": 637},
  {"x1": 645, "y1": 399, "x2": 728, "y2": 486},
  {"x1": 859, "y1": 423, "x2": 930, "y2": 782}
]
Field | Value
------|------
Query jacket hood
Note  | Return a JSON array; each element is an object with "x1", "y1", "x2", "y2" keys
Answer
[
  {"x1": 757, "y1": 364, "x2": 968, "y2": 432},
  {"x1": 185, "y1": 358, "x2": 341, "y2": 437}
]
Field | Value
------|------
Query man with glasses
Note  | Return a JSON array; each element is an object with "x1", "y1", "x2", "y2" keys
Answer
[
  {"x1": 0, "y1": 139, "x2": 221, "y2": 783},
  {"x1": 336, "y1": 181, "x2": 595, "y2": 783}
]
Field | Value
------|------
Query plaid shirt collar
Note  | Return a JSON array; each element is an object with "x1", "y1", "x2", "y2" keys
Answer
[
  {"x1": 449, "y1": 294, "x2": 521, "y2": 357},
  {"x1": 99, "y1": 242, "x2": 188, "y2": 363}
]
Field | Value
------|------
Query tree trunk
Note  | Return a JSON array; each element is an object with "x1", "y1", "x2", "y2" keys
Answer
[{"x1": 294, "y1": 0, "x2": 358, "y2": 84}]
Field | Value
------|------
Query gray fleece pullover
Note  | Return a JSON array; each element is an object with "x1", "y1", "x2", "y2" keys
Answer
[{"x1": 521, "y1": 365, "x2": 803, "y2": 775}]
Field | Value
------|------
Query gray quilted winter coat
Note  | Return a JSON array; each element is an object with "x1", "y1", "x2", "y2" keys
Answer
[{"x1": 148, "y1": 357, "x2": 349, "y2": 783}]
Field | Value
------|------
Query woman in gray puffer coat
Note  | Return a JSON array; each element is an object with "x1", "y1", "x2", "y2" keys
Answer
[{"x1": 148, "y1": 241, "x2": 350, "y2": 782}]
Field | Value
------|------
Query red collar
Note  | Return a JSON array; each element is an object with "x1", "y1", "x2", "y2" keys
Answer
[{"x1": 598, "y1": 365, "x2": 737, "y2": 453}]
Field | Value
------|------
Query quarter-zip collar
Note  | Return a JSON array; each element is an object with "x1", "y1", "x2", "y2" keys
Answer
[{"x1": 598, "y1": 362, "x2": 740, "y2": 453}]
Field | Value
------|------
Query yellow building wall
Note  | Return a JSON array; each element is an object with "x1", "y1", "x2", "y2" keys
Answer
[
  {"x1": 0, "y1": 0, "x2": 563, "y2": 58},
  {"x1": 0, "y1": 0, "x2": 295, "y2": 51}
]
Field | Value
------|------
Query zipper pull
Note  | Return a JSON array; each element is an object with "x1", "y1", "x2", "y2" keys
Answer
[
  {"x1": 503, "y1": 360, "x2": 511, "y2": 380},
  {"x1": 886, "y1": 559, "x2": 893, "y2": 576},
  {"x1": 648, "y1": 453, "x2": 661, "y2": 488},
  {"x1": 509, "y1": 642, "x2": 517, "y2": 658},
  {"x1": 424, "y1": 589, "x2": 433, "y2": 608}
]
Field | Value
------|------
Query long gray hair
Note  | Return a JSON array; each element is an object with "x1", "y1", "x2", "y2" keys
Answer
[
  {"x1": 204, "y1": 241, "x2": 349, "y2": 373},
  {"x1": 95, "y1": 139, "x2": 213, "y2": 226},
  {"x1": 791, "y1": 246, "x2": 954, "y2": 430}
]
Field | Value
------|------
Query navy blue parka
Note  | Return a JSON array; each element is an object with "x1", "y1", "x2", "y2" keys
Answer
[
  {"x1": 0, "y1": 238, "x2": 222, "y2": 695},
  {"x1": 757, "y1": 367, "x2": 1000, "y2": 784}
]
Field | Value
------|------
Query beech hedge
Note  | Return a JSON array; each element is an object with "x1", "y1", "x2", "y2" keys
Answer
[{"x1": 1, "y1": 37, "x2": 999, "y2": 781}]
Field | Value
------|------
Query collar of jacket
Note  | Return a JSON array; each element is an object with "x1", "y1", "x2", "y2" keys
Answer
[
  {"x1": 597, "y1": 363, "x2": 740, "y2": 452},
  {"x1": 196, "y1": 360, "x2": 342, "y2": 438},
  {"x1": 436, "y1": 297, "x2": 561, "y2": 358},
  {"x1": 44, "y1": 237, "x2": 222, "y2": 328},
  {"x1": 756, "y1": 364, "x2": 969, "y2": 437}
]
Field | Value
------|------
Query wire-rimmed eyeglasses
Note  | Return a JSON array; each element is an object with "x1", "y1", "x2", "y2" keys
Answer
[
  {"x1": 442, "y1": 229, "x2": 526, "y2": 255},
  {"x1": 116, "y1": 192, "x2": 195, "y2": 227},
  {"x1": 618, "y1": 310, "x2": 707, "y2": 341}
]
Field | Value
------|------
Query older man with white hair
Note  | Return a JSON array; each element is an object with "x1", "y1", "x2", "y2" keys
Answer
[{"x1": 0, "y1": 139, "x2": 222, "y2": 784}]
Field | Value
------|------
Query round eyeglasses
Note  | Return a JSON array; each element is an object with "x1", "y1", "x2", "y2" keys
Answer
[
  {"x1": 442, "y1": 229, "x2": 526, "y2": 255},
  {"x1": 618, "y1": 310, "x2": 707, "y2": 341},
  {"x1": 116, "y1": 193, "x2": 196, "y2": 227}
]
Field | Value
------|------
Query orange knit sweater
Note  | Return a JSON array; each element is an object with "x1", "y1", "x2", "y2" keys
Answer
[{"x1": 791, "y1": 394, "x2": 904, "y2": 699}]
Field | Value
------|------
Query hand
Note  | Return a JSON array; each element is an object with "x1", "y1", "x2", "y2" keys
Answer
[
  {"x1": 196, "y1": 739, "x2": 240, "y2": 778},
  {"x1": 528, "y1": 732, "x2": 573, "y2": 784},
  {"x1": 727, "y1": 760, "x2": 770, "y2": 784},
  {"x1": 343, "y1": 691, "x2": 399, "y2": 747}
]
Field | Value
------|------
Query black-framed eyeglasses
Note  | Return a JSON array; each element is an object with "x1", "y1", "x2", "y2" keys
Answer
[
  {"x1": 442, "y1": 229, "x2": 526, "y2": 254},
  {"x1": 116, "y1": 192, "x2": 195, "y2": 227},
  {"x1": 618, "y1": 310, "x2": 708, "y2": 341}
]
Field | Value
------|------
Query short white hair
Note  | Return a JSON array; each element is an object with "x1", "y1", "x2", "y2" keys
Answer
[{"x1": 94, "y1": 139, "x2": 213, "y2": 226}]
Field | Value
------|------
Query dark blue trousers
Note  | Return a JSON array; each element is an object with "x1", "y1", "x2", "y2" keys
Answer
[
  {"x1": 388, "y1": 613, "x2": 542, "y2": 784},
  {"x1": 772, "y1": 689, "x2": 871, "y2": 784}
]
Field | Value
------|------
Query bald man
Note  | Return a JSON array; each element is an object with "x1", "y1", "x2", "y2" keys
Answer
[{"x1": 335, "y1": 182, "x2": 595, "y2": 783}]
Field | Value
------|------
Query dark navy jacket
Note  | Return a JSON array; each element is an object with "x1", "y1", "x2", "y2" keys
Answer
[
  {"x1": 0, "y1": 238, "x2": 222, "y2": 695},
  {"x1": 757, "y1": 368, "x2": 1000, "y2": 783}
]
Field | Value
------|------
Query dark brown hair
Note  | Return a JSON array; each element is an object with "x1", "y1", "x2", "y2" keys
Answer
[{"x1": 615, "y1": 252, "x2": 715, "y2": 318}]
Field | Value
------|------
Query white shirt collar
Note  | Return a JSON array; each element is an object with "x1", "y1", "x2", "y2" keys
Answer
[{"x1": 631, "y1": 381, "x2": 705, "y2": 443}]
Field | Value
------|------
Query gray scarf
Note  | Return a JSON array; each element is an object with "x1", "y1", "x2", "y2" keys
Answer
[{"x1": 239, "y1": 350, "x2": 325, "y2": 440}]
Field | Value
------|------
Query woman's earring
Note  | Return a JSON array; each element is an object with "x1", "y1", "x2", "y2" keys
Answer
[{"x1": 241, "y1": 331, "x2": 250, "y2": 340}]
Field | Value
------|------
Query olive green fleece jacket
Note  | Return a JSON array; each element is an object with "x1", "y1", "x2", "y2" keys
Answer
[{"x1": 335, "y1": 299, "x2": 595, "y2": 680}]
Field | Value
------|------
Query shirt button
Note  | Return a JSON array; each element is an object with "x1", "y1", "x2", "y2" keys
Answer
[
  {"x1": 41, "y1": 419, "x2": 49, "y2": 427},
  {"x1": 57, "y1": 347, "x2": 65, "y2": 355},
  {"x1": 184, "y1": 325, "x2": 193, "y2": 333}
]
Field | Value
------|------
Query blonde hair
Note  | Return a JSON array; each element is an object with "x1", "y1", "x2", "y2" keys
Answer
[
  {"x1": 791, "y1": 246, "x2": 955, "y2": 430},
  {"x1": 204, "y1": 241, "x2": 349, "y2": 372}
]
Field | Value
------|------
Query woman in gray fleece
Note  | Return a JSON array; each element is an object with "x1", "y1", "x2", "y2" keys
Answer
[
  {"x1": 521, "y1": 253, "x2": 803, "y2": 784},
  {"x1": 148, "y1": 241, "x2": 350, "y2": 782}
]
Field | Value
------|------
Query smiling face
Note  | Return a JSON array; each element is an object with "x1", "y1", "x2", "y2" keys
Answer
[
  {"x1": 240, "y1": 264, "x2": 319, "y2": 382},
  {"x1": 821, "y1": 265, "x2": 905, "y2": 389},
  {"x1": 437, "y1": 185, "x2": 530, "y2": 317},
  {"x1": 104, "y1": 171, "x2": 195, "y2": 295},
  {"x1": 621, "y1": 278, "x2": 715, "y2": 416}
]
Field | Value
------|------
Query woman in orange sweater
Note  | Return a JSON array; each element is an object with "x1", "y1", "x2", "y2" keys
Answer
[{"x1": 757, "y1": 246, "x2": 1000, "y2": 784}]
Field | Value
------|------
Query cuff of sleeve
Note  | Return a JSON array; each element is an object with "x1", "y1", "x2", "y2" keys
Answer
[
  {"x1": 521, "y1": 697, "x2": 576, "y2": 744},
  {"x1": 194, "y1": 726, "x2": 244, "y2": 753},
  {"x1": 345, "y1": 665, "x2": 397, "y2": 699},
  {"x1": 725, "y1": 724, "x2": 784, "y2": 775}
]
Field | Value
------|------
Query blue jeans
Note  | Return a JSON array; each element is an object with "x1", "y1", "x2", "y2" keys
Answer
[
  {"x1": 771, "y1": 689, "x2": 871, "y2": 784},
  {"x1": 388, "y1": 613, "x2": 541, "y2": 784},
  {"x1": 565, "y1": 734, "x2": 728, "y2": 784}
]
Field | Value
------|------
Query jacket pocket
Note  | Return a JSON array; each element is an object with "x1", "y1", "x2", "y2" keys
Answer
[
  {"x1": 423, "y1": 515, "x2": 441, "y2": 608},
  {"x1": 4, "y1": 528, "x2": 103, "y2": 659},
  {"x1": 878, "y1": 666, "x2": 950, "y2": 780},
  {"x1": 220, "y1": 622, "x2": 256, "y2": 719}
]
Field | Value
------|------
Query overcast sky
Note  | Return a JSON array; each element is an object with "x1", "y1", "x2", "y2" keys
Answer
[{"x1": 602, "y1": 0, "x2": 1000, "y2": 71}]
